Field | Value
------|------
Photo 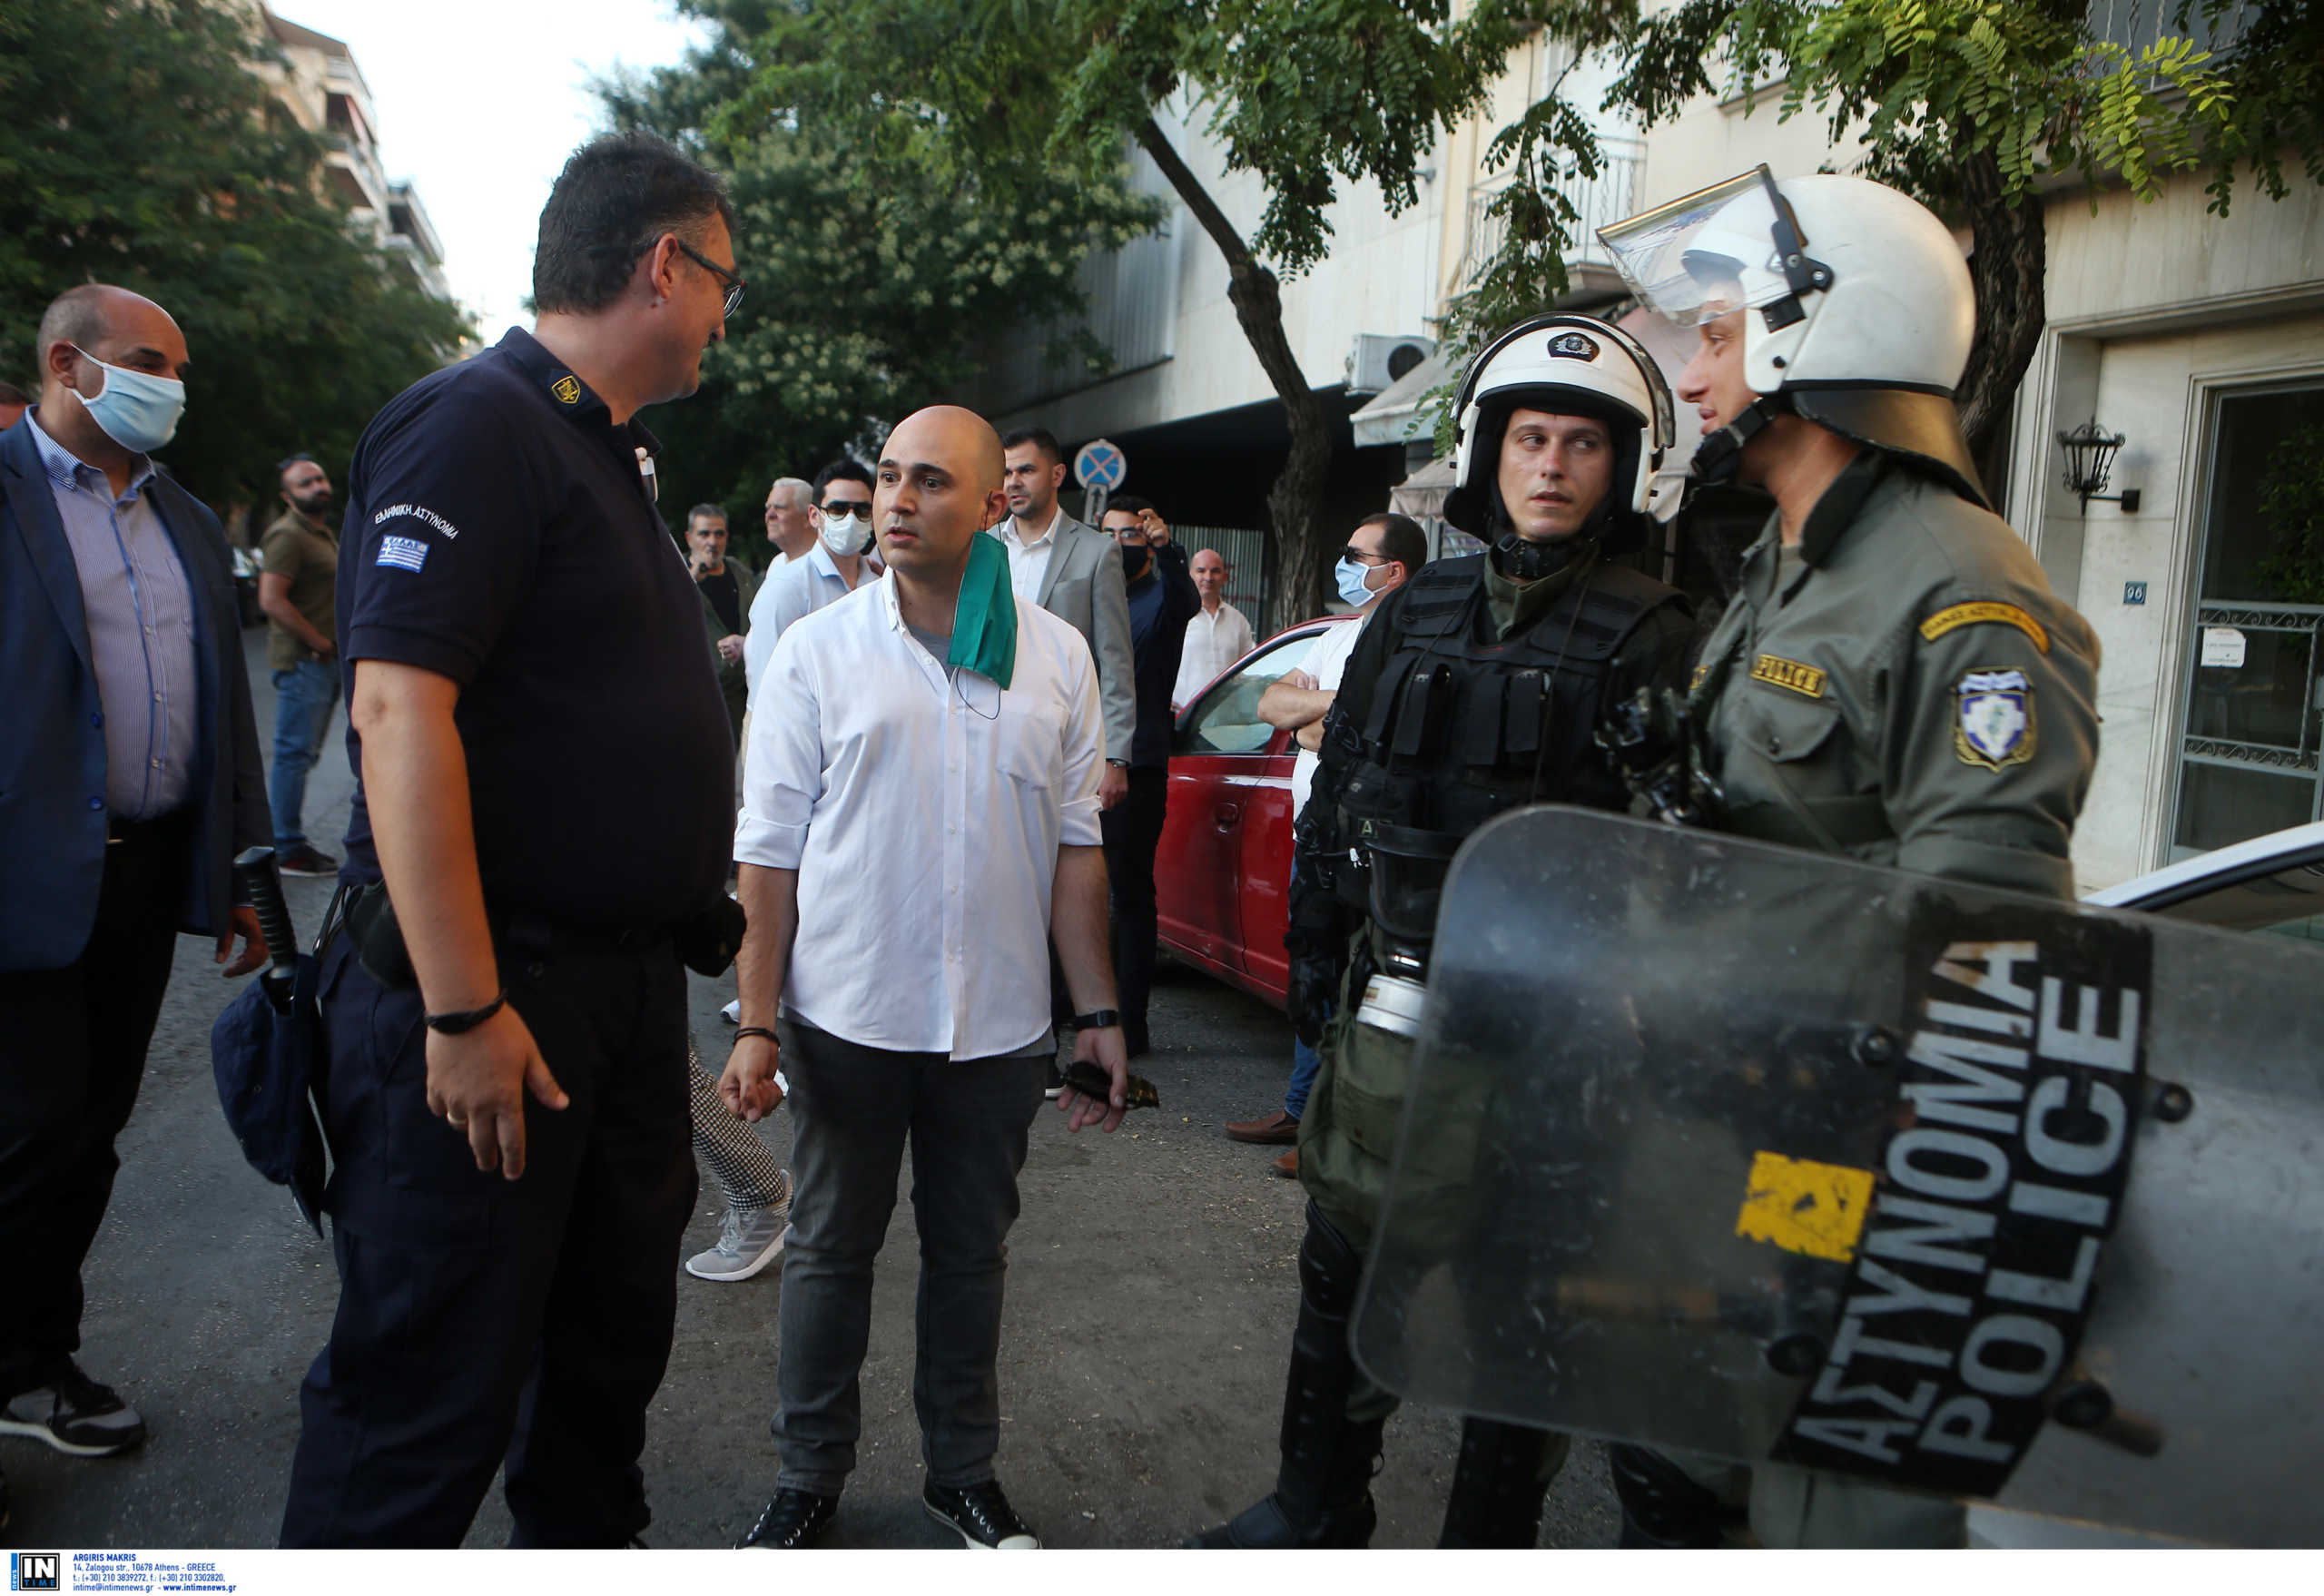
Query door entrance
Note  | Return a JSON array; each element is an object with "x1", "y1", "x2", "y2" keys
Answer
[{"x1": 2170, "y1": 380, "x2": 2324, "y2": 858}]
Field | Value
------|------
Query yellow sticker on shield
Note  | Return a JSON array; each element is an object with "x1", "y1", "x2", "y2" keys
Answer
[{"x1": 1735, "y1": 1150, "x2": 1876, "y2": 1262}]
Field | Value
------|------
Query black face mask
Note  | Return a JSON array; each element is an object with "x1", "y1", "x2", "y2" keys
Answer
[{"x1": 1119, "y1": 544, "x2": 1151, "y2": 582}]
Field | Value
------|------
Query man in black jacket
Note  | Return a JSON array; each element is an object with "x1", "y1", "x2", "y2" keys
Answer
[
  {"x1": 1, "y1": 284, "x2": 269, "y2": 1464},
  {"x1": 1097, "y1": 496, "x2": 1200, "y2": 1058}
]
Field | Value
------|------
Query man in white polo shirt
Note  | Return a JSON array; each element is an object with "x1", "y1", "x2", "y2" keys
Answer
[{"x1": 723, "y1": 405, "x2": 1130, "y2": 1552}]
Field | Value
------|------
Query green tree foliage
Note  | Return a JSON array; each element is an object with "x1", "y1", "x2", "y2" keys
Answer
[
  {"x1": 2253, "y1": 424, "x2": 2324, "y2": 604},
  {"x1": 0, "y1": 0, "x2": 472, "y2": 511},
  {"x1": 721, "y1": 0, "x2": 1539, "y2": 625},
  {"x1": 1443, "y1": 1, "x2": 2318, "y2": 458},
  {"x1": 594, "y1": 1, "x2": 1157, "y2": 562}
]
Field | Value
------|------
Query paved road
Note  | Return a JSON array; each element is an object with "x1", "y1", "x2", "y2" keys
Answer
[{"x1": 4, "y1": 626, "x2": 1622, "y2": 1549}]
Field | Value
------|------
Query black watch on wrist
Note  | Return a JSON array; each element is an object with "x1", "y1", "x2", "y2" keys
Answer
[
  {"x1": 1105, "y1": 758, "x2": 1128, "y2": 768},
  {"x1": 1072, "y1": 1008, "x2": 1121, "y2": 1030}
]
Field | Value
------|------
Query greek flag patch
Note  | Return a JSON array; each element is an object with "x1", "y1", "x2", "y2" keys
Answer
[{"x1": 377, "y1": 535, "x2": 429, "y2": 573}]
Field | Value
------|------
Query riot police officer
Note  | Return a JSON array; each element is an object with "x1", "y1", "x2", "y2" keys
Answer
[
  {"x1": 1190, "y1": 315, "x2": 1697, "y2": 1549},
  {"x1": 1590, "y1": 170, "x2": 2105, "y2": 1546}
]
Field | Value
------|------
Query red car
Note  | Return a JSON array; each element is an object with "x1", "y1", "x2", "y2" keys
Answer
[{"x1": 1157, "y1": 615, "x2": 1357, "y2": 1009}]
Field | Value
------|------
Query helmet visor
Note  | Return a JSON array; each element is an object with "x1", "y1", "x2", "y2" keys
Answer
[{"x1": 1598, "y1": 167, "x2": 1791, "y2": 327}]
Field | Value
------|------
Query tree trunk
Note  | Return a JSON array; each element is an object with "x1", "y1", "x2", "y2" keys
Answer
[
  {"x1": 1953, "y1": 146, "x2": 2049, "y2": 473},
  {"x1": 1135, "y1": 117, "x2": 1334, "y2": 631}
]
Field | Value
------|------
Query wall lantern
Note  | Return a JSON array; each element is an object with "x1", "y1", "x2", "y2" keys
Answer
[{"x1": 2056, "y1": 419, "x2": 2141, "y2": 513}]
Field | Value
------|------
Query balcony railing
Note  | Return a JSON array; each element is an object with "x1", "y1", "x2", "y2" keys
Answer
[{"x1": 1461, "y1": 135, "x2": 1643, "y2": 289}]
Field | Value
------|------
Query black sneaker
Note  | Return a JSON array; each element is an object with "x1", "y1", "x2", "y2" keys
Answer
[
  {"x1": 923, "y1": 1478, "x2": 1039, "y2": 1549},
  {"x1": 0, "y1": 1362, "x2": 147, "y2": 1456},
  {"x1": 737, "y1": 1487, "x2": 839, "y2": 1549},
  {"x1": 277, "y1": 842, "x2": 340, "y2": 878}
]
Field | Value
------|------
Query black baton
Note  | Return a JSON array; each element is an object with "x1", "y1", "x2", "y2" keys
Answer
[{"x1": 232, "y1": 844, "x2": 300, "y2": 1014}]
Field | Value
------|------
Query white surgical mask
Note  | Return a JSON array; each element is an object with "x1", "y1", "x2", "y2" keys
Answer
[
  {"x1": 69, "y1": 344, "x2": 185, "y2": 454},
  {"x1": 1334, "y1": 556, "x2": 1381, "y2": 609},
  {"x1": 819, "y1": 507, "x2": 869, "y2": 557}
]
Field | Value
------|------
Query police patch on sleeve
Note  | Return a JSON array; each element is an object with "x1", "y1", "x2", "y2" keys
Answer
[
  {"x1": 1921, "y1": 600, "x2": 2050, "y2": 654},
  {"x1": 1955, "y1": 667, "x2": 2035, "y2": 770}
]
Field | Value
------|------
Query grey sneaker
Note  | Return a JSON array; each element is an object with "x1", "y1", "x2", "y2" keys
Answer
[
  {"x1": 685, "y1": 1171, "x2": 793, "y2": 1283},
  {"x1": 1, "y1": 1362, "x2": 147, "y2": 1456}
]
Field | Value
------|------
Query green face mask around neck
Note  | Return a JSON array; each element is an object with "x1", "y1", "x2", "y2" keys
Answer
[{"x1": 948, "y1": 530, "x2": 1018, "y2": 689}]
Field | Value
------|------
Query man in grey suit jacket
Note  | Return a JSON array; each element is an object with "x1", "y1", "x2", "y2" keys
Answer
[
  {"x1": 998, "y1": 429, "x2": 1135, "y2": 811},
  {"x1": 0, "y1": 284, "x2": 269, "y2": 1465}
]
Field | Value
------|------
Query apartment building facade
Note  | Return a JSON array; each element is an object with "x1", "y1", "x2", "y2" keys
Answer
[{"x1": 248, "y1": 4, "x2": 453, "y2": 304}]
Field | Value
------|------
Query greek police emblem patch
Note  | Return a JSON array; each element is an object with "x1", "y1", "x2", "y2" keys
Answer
[
  {"x1": 1547, "y1": 330, "x2": 1600, "y2": 361},
  {"x1": 1955, "y1": 667, "x2": 2035, "y2": 770},
  {"x1": 551, "y1": 374, "x2": 582, "y2": 405}
]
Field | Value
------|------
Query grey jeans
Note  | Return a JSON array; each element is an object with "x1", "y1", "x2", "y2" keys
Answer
[{"x1": 772, "y1": 1016, "x2": 1046, "y2": 1495}]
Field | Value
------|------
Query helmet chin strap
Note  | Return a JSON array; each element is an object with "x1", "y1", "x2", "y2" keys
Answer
[
  {"x1": 1690, "y1": 394, "x2": 1788, "y2": 488},
  {"x1": 1487, "y1": 479, "x2": 1605, "y2": 580}
]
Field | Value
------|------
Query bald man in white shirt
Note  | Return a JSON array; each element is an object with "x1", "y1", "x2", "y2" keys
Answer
[{"x1": 723, "y1": 405, "x2": 1129, "y2": 1552}]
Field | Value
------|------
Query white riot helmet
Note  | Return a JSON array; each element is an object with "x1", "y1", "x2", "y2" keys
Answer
[
  {"x1": 1442, "y1": 312, "x2": 1684, "y2": 563},
  {"x1": 1598, "y1": 166, "x2": 1987, "y2": 507}
]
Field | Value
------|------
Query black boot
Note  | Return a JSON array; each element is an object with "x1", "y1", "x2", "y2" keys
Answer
[
  {"x1": 1437, "y1": 1417, "x2": 1568, "y2": 1548},
  {"x1": 1607, "y1": 1444, "x2": 1733, "y2": 1548},
  {"x1": 1187, "y1": 1205, "x2": 1384, "y2": 1548}
]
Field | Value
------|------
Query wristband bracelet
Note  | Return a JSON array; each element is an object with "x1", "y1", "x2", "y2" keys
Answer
[
  {"x1": 1072, "y1": 1008, "x2": 1122, "y2": 1031},
  {"x1": 425, "y1": 990, "x2": 507, "y2": 1035},
  {"x1": 734, "y1": 1026, "x2": 778, "y2": 1046}
]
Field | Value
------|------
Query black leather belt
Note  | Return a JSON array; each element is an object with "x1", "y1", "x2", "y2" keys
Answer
[
  {"x1": 498, "y1": 911, "x2": 673, "y2": 960},
  {"x1": 106, "y1": 810, "x2": 191, "y2": 848}
]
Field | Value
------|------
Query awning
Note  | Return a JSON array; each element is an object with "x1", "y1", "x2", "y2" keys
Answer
[
  {"x1": 1389, "y1": 453, "x2": 1459, "y2": 520},
  {"x1": 1350, "y1": 348, "x2": 1455, "y2": 448}
]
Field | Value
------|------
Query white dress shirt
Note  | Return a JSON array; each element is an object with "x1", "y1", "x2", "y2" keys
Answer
[
  {"x1": 743, "y1": 540, "x2": 875, "y2": 702},
  {"x1": 1173, "y1": 599, "x2": 1256, "y2": 707},
  {"x1": 999, "y1": 507, "x2": 1062, "y2": 602},
  {"x1": 736, "y1": 569, "x2": 1105, "y2": 1059},
  {"x1": 1290, "y1": 612, "x2": 1372, "y2": 822}
]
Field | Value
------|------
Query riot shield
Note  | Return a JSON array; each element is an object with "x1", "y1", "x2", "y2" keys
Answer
[{"x1": 1349, "y1": 806, "x2": 2323, "y2": 1547}]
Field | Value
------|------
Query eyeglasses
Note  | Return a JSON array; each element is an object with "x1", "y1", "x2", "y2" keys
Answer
[
  {"x1": 648, "y1": 235, "x2": 746, "y2": 318},
  {"x1": 821, "y1": 499, "x2": 872, "y2": 517},
  {"x1": 1340, "y1": 546, "x2": 1390, "y2": 565}
]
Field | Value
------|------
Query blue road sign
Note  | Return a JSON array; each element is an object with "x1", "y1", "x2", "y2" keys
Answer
[{"x1": 1074, "y1": 438, "x2": 1127, "y2": 493}]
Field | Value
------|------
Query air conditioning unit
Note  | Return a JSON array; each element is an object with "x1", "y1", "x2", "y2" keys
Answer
[{"x1": 1345, "y1": 333, "x2": 1434, "y2": 397}]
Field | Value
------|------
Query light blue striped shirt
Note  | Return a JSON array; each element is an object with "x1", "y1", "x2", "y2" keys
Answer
[{"x1": 27, "y1": 409, "x2": 200, "y2": 818}]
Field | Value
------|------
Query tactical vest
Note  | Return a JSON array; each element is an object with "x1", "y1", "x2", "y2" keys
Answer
[{"x1": 1333, "y1": 555, "x2": 1682, "y2": 938}]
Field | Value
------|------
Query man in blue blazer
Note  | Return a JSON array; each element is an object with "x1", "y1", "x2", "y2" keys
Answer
[{"x1": 0, "y1": 284, "x2": 269, "y2": 1465}]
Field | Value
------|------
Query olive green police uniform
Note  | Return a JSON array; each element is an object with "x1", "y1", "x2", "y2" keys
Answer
[
  {"x1": 1661, "y1": 452, "x2": 2102, "y2": 1548},
  {"x1": 1694, "y1": 453, "x2": 2099, "y2": 900}
]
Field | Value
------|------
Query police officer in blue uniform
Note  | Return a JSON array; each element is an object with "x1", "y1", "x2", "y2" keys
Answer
[{"x1": 280, "y1": 133, "x2": 744, "y2": 1547}]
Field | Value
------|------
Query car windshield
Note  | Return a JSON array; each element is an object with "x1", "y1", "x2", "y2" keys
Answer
[
  {"x1": 2138, "y1": 857, "x2": 2324, "y2": 942},
  {"x1": 1180, "y1": 626, "x2": 1330, "y2": 754}
]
